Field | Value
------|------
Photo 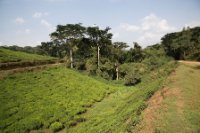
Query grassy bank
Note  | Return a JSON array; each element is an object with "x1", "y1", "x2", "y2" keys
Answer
[
  {"x1": 0, "y1": 67, "x2": 118, "y2": 133},
  {"x1": 0, "y1": 48, "x2": 55, "y2": 63},
  {"x1": 63, "y1": 61, "x2": 177, "y2": 132}
]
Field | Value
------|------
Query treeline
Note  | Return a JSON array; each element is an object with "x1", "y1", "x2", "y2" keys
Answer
[
  {"x1": 0, "y1": 45, "x2": 45, "y2": 55},
  {"x1": 162, "y1": 26, "x2": 200, "y2": 60},
  {"x1": 1, "y1": 25, "x2": 199, "y2": 85}
]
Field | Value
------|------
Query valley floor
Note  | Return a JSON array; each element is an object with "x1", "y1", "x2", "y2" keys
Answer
[{"x1": 135, "y1": 61, "x2": 200, "y2": 133}]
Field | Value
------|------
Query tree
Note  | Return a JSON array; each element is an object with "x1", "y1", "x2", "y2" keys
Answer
[
  {"x1": 50, "y1": 24, "x2": 86, "y2": 68},
  {"x1": 125, "y1": 42, "x2": 144, "y2": 62},
  {"x1": 161, "y1": 27, "x2": 200, "y2": 60},
  {"x1": 41, "y1": 42, "x2": 56, "y2": 56},
  {"x1": 112, "y1": 42, "x2": 129, "y2": 80},
  {"x1": 87, "y1": 26, "x2": 112, "y2": 68},
  {"x1": 132, "y1": 42, "x2": 143, "y2": 62}
]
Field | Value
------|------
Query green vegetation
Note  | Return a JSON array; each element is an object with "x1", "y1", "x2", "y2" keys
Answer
[
  {"x1": 63, "y1": 61, "x2": 177, "y2": 132},
  {"x1": 0, "y1": 66, "x2": 118, "y2": 133},
  {"x1": 1, "y1": 23, "x2": 199, "y2": 133},
  {"x1": 162, "y1": 27, "x2": 200, "y2": 61},
  {"x1": 153, "y1": 63, "x2": 200, "y2": 133},
  {"x1": 0, "y1": 48, "x2": 55, "y2": 63},
  {"x1": 50, "y1": 122, "x2": 63, "y2": 132},
  {"x1": 0, "y1": 60, "x2": 176, "y2": 133},
  {"x1": 2, "y1": 25, "x2": 199, "y2": 83}
]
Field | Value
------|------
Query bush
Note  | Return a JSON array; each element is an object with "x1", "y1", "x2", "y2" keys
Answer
[
  {"x1": 97, "y1": 60, "x2": 114, "y2": 80},
  {"x1": 74, "y1": 60, "x2": 86, "y2": 70},
  {"x1": 186, "y1": 51, "x2": 200, "y2": 61},
  {"x1": 124, "y1": 71, "x2": 141, "y2": 86},
  {"x1": 142, "y1": 50, "x2": 173, "y2": 71},
  {"x1": 50, "y1": 122, "x2": 63, "y2": 132},
  {"x1": 85, "y1": 58, "x2": 97, "y2": 75},
  {"x1": 119, "y1": 63, "x2": 147, "y2": 79}
]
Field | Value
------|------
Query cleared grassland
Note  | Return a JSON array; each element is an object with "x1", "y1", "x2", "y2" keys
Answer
[
  {"x1": 156, "y1": 63, "x2": 200, "y2": 133},
  {"x1": 0, "y1": 62, "x2": 176, "y2": 133},
  {"x1": 0, "y1": 48, "x2": 55, "y2": 63},
  {"x1": 136, "y1": 62, "x2": 200, "y2": 133}
]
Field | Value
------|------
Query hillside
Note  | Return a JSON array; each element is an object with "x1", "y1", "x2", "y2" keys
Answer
[
  {"x1": 0, "y1": 61, "x2": 176, "y2": 133},
  {"x1": 0, "y1": 48, "x2": 56, "y2": 63},
  {"x1": 0, "y1": 66, "x2": 119, "y2": 132},
  {"x1": 135, "y1": 61, "x2": 200, "y2": 132}
]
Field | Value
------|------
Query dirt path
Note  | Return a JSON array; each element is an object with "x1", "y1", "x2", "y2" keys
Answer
[
  {"x1": 135, "y1": 61, "x2": 200, "y2": 133},
  {"x1": 178, "y1": 60, "x2": 200, "y2": 65}
]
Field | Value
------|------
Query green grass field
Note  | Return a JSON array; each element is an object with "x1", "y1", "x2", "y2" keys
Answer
[
  {"x1": 0, "y1": 48, "x2": 56, "y2": 63},
  {"x1": 0, "y1": 61, "x2": 176, "y2": 133}
]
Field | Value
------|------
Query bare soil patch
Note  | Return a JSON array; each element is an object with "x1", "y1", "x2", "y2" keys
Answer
[{"x1": 178, "y1": 60, "x2": 200, "y2": 65}]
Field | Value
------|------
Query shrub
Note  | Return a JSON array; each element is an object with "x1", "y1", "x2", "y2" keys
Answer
[
  {"x1": 119, "y1": 63, "x2": 147, "y2": 79},
  {"x1": 74, "y1": 61, "x2": 86, "y2": 70},
  {"x1": 96, "y1": 68, "x2": 110, "y2": 80},
  {"x1": 142, "y1": 55, "x2": 172, "y2": 71},
  {"x1": 97, "y1": 60, "x2": 114, "y2": 80},
  {"x1": 85, "y1": 58, "x2": 97, "y2": 75},
  {"x1": 186, "y1": 51, "x2": 200, "y2": 61},
  {"x1": 124, "y1": 72, "x2": 141, "y2": 86},
  {"x1": 50, "y1": 122, "x2": 63, "y2": 132}
]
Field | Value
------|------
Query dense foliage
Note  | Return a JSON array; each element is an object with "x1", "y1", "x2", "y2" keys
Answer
[
  {"x1": 162, "y1": 27, "x2": 200, "y2": 61},
  {"x1": 2, "y1": 25, "x2": 199, "y2": 84}
]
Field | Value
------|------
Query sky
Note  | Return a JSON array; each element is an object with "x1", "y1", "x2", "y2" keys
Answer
[{"x1": 0, "y1": 0, "x2": 200, "y2": 47}]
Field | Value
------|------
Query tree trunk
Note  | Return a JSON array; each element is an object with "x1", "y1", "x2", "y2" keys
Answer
[
  {"x1": 70, "y1": 49, "x2": 73, "y2": 68},
  {"x1": 183, "y1": 51, "x2": 186, "y2": 59},
  {"x1": 116, "y1": 66, "x2": 119, "y2": 80},
  {"x1": 97, "y1": 46, "x2": 100, "y2": 68}
]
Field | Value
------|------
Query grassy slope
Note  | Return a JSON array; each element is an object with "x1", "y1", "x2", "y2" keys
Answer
[
  {"x1": 0, "y1": 67, "x2": 118, "y2": 133},
  {"x1": 66, "y1": 79, "x2": 163, "y2": 133},
  {"x1": 0, "y1": 61, "x2": 176, "y2": 133},
  {"x1": 153, "y1": 63, "x2": 200, "y2": 132},
  {"x1": 0, "y1": 48, "x2": 55, "y2": 63},
  {"x1": 62, "y1": 61, "x2": 177, "y2": 133}
]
